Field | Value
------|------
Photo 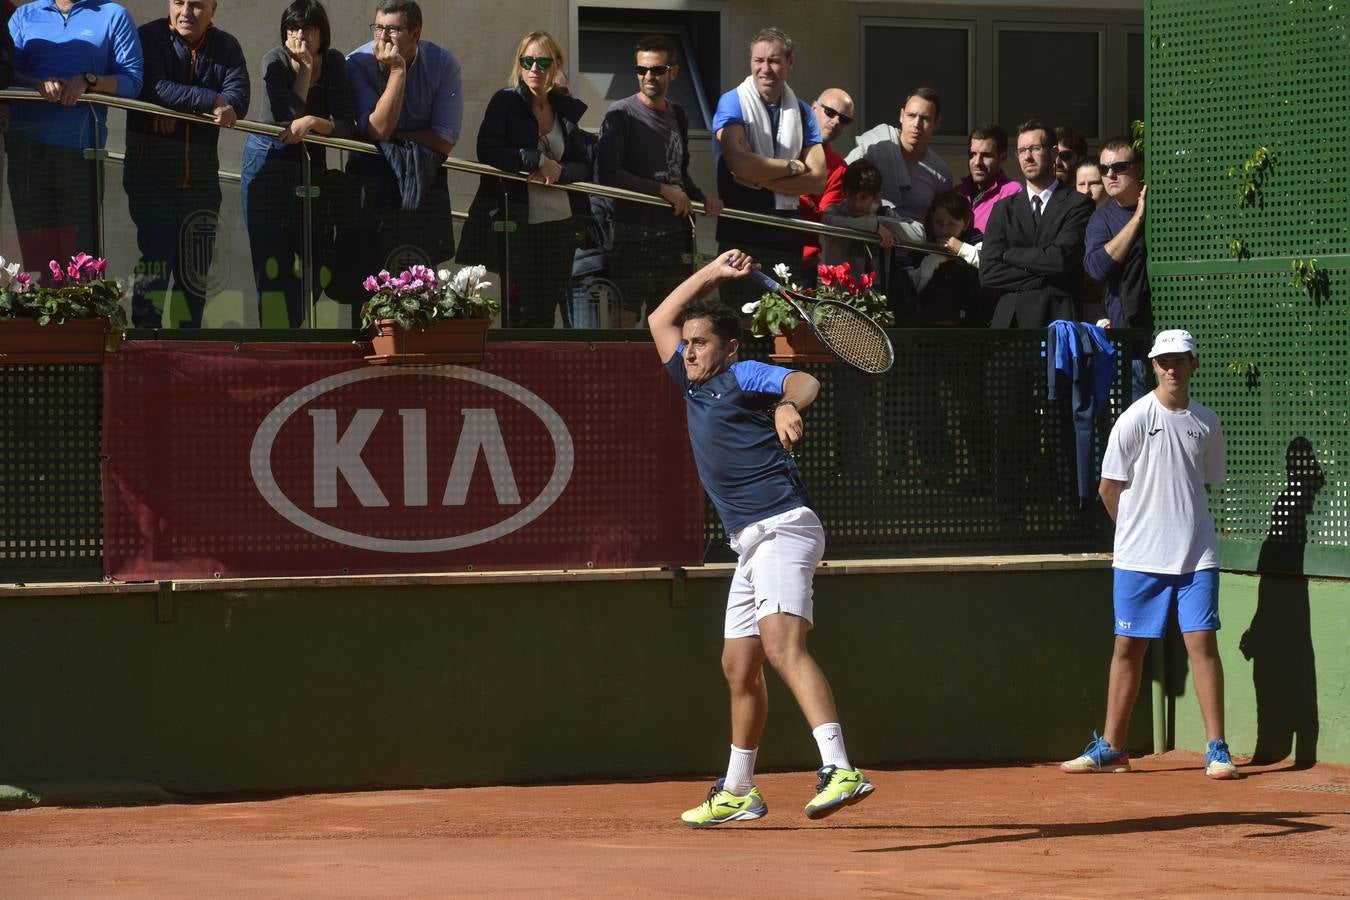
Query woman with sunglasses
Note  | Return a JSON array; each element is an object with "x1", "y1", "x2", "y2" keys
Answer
[
  {"x1": 460, "y1": 31, "x2": 591, "y2": 327},
  {"x1": 240, "y1": 0, "x2": 356, "y2": 327}
]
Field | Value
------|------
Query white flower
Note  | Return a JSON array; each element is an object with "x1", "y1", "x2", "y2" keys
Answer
[
  {"x1": 448, "y1": 264, "x2": 490, "y2": 297},
  {"x1": 436, "y1": 268, "x2": 453, "y2": 284},
  {"x1": 772, "y1": 262, "x2": 792, "y2": 282},
  {"x1": 741, "y1": 301, "x2": 760, "y2": 314}
]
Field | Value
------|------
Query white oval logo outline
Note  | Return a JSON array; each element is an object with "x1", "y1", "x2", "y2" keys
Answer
[{"x1": 249, "y1": 365, "x2": 574, "y2": 553}]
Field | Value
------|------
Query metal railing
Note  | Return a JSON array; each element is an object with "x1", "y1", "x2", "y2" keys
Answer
[
  {"x1": 0, "y1": 89, "x2": 952, "y2": 328},
  {"x1": 0, "y1": 88, "x2": 949, "y2": 250}
]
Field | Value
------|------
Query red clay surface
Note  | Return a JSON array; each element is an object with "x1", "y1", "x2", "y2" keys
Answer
[{"x1": 3, "y1": 752, "x2": 1349, "y2": 898}]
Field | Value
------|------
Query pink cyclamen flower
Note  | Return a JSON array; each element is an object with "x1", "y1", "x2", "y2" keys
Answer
[
  {"x1": 90, "y1": 257, "x2": 107, "y2": 277},
  {"x1": 363, "y1": 275, "x2": 380, "y2": 292},
  {"x1": 16, "y1": 273, "x2": 31, "y2": 291},
  {"x1": 49, "y1": 260, "x2": 65, "y2": 282}
]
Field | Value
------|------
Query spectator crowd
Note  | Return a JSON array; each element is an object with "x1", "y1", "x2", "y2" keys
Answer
[{"x1": 3, "y1": 6, "x2": 1150, "y2": 358}]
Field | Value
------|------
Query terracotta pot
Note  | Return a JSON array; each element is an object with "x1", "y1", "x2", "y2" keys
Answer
[
  {"x1": 365, "y1": 318, "x2": 491, "y2": 365},
  {"x1": 0, "y1": 317, "x2": 113, "y2": 365},
  {"x1": 769, "y1": 324, "x2": 835, "y2": 364}
]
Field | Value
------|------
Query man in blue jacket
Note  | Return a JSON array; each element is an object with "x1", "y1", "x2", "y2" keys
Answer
[
  {"x1": 6, "y1": 0, "x2": 143, "y2": 276},
  {"x1": 124, "y1": 0, "x2": 249, "y2": 328}
]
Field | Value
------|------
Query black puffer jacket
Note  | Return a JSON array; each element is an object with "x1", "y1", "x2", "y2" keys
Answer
[{"x1": 472, "y1": 82, "x2": 591, "y2": 216}]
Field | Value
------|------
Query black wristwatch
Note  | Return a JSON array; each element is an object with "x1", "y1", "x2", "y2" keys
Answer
[{"x1": 83, "y1": 72, "x2": 98, "y2": 90}]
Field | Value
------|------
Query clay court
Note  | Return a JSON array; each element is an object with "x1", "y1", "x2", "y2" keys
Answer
[{"x1": 4, "y1": 752, "x2": 1348, "y2": 897}]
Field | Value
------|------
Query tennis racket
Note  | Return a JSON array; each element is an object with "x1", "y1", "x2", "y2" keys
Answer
[{"x1": 745, "y1": 268, "x2": 894, "y2": 375}]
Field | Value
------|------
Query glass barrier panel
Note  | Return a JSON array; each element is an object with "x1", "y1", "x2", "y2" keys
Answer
[
  {"x1": 1, "y1": 101, "x2": 106, "y2": 288},
  {"x1": 100, "y1": 110, "x2": 258, "y2": 328}
]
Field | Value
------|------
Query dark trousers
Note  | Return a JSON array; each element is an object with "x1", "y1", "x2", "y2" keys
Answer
[
  {"x1": 241, "y1": 135, "x2": 321, "y2": 328},
  {"x1": 503, "y1": 216, "x2": 577, "y2": 328},
  {"x1": 4, "y1": 132, "x2": 99, "y2": 276},
  {"x1": 124, "y1": 167, "x2": 221, "y2": 328},
  {"x1": 608, "y1": 224, "x2": 695, "y2": 324}
]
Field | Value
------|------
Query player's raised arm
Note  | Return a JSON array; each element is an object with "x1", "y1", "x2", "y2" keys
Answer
[{"x1": 648, "y1": 249, "x2": 755, "y2": 361}]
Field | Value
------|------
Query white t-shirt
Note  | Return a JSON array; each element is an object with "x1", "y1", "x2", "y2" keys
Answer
[
  {"x1": 1101, "y1": 392, "x2": 1226, "y2": 574},
  {"x1": 528, "y1": 119, "x2": 573, "y2": 225}
]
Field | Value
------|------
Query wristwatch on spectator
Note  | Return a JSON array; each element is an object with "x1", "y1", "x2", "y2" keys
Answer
[
  {"x1": 787, "y1": 158, "x2": 802, "y2": 177},
  {"x1": 83, "y1": 73, "x2": 98, "y2": 91}
]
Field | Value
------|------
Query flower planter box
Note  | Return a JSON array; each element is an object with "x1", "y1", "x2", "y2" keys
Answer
[
  {"x1": 0, "y1": 317, "x2": 113, "y2": 365},
  {"x1": 770, "y1": 324, "x2": 835, "y2": 365},
  {"x1": 365, "y1": 318, "x2": 491, "y2": 366}
]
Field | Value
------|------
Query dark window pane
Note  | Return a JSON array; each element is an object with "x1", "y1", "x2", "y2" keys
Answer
[
  {"x1": 578, "y1": 29, "x2": 708, "y2": 129},
  {"x1": 863, "y1": 25, "x2": 969, "y2": 136},
  {"x1": 1127, "y1": 31, "x2": 1145, "y2": 132},
  {"x1": 997, "y1": 30, "x2": 1099, "y2": 139}
]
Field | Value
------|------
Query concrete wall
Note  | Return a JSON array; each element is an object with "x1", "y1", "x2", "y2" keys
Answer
[
  {"x1": 0, "y1": 565, "x2": 1157, "y2": 795},
  {"x1": 1170, "y1": 573, "x2": 1350, "y2": 766}
]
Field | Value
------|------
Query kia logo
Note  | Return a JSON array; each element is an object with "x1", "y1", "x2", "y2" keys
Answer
[{"x1": 249, "y1": 366, "x2": 574, "y2": 552}]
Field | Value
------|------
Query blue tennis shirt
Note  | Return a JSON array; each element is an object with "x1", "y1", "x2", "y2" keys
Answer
[
  {"x1": 7, "y1": 0, "x2": 144, "y2": 148},
  {"x1": 665, "y1": 346, "x2": 813, "y2": 534}
]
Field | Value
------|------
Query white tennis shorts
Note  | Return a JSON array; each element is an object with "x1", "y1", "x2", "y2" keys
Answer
[{"x1": 724, "y1": 506, "x2": 825, "y2": 639}]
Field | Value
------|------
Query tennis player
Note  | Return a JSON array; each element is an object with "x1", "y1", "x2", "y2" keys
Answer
[
  {"x1": 1062, "y1": 329, "x2": 1239, "y2": 779},
  {"x1": 649, "y1": 250, "x2": 875, "y2": 827}
]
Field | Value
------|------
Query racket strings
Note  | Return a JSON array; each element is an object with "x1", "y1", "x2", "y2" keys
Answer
[{"x1": 814, "y1": 305, "x2": 894, "y2": 374}]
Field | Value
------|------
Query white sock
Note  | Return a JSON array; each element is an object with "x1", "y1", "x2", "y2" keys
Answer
[
  {"x1": 813, "y1": 722, "x2": 851, "y2": 770},
  {"x1": 723, "y1": 745, "x2": 758, "y2": 796}
]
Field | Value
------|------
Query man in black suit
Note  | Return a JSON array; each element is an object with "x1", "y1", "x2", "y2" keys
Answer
[{"x1": 980, "y1": 119, "x2": 1094, "y2": 328}]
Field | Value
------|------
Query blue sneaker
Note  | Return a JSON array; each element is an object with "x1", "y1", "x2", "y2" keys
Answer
[
  {"x1": 1061, "y1": 730, "x2": 1131, "y2": 773},
  {"x1": 1205, "y1": 739, "x2": 1240, "y2": 780}
]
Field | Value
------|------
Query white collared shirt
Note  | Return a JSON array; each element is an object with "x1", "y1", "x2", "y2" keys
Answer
[{"x1": 1025, "y1": 179, "x2": 1061, "y2": 212}]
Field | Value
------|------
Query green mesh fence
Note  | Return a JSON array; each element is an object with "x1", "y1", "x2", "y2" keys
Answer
[
  {"x1": 1147, "y1": 0, "x2": 1350, "y2": 577},
  {"x1": 0, "y1": 331, "x2": 1135, "y2": 582},
  {"x1": 0, "y1": 365, "x2": 104, "y2": 582},
  {"x1": 704, "y1": 330, "x2": 1135, "y2": 562}
]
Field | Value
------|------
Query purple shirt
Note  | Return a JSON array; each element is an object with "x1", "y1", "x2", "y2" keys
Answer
[{"x1": 957, "y1": 170, "x2": 1021, "y2": 233}]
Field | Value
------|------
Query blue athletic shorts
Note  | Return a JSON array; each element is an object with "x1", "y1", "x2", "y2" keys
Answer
[{"x1": 1112, "y1": 568, "x2": 1220, "y2": 639}]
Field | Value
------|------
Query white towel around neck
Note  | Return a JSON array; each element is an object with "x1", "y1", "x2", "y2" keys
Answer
[{"x1": 734, "y1": 75, "x2": 803, "y2": 210}]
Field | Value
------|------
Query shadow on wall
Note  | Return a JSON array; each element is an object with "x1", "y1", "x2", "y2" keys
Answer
[{"x1": 1238, "y1": 436, "x2": 1325, "y2": 766}]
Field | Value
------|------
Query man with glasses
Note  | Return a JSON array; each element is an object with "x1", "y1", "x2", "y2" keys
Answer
[
  {"x1": 596, "y1": 34, "x2": 720, "y2": 327},
  {"x1": 980, "y1": 119, "x2": 1093, "y2": 329},
  {"x1": 712, "y1": 27, "x2": 826, "y2": 307},
  {"x1": 1054, "y1": 125, "x2": 1089, "y2": 188},
  {"x1": 1085, "y1": 137, "x2": 1154, "y2": 400},
  {"x1": 124, "y1": 0, "x2": 249, "y2": 328},
  {"x1": 343, "y1": 0, "x2": 460, "y2": 289},
  {"x1": 956, "y1": 123, "x2": 1020, "y2": 234},
  {"x1": 798, "y1": 88, "x2": 854, "y2": 281}
]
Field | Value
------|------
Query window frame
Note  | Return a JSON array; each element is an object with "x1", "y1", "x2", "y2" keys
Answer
[
  {"x1": 570, "y1": 0, "x2": 727, "y2": 137},
  {"x1": 857, "y1": 16, "x2": 976, "y2": 140},
  {"x1": 992, "y1": 21, "x2": 1107, "y2": 143}
]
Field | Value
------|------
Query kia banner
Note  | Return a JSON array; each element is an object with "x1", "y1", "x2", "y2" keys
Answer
[{"x1": 102, "y1": 342, "x2": 704, "y2": 579}]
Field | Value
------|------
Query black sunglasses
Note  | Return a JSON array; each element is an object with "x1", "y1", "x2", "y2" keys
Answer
[
  {"x1": 1098, "y1": 160, "x2": 1135, "y2": 176},
  {"x1": 820, "y1": 104, "x2": 853, "y2": 126},
  {"x1": 635, "y1": 64, "x2": 671, "y2": 77},
  {"x1": 1056, "y1": 148, "x2": 1077, "y2": 161},
  {"x1": 519, "y1": 55, "x2": 554, "y2": 71}
]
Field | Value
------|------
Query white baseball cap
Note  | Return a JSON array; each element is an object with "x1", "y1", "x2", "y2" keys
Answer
[{"x1": 1148, "y1": 329, "x2": 1198, "y2": 358}]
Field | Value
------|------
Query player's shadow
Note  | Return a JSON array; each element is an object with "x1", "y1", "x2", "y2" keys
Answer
[
  {"x1": 1238, "y1": 436, "x2": 1325, "y2": 767},
  {"x1": 852, "y1": 810, "x2": 1339, "y2": 853}
]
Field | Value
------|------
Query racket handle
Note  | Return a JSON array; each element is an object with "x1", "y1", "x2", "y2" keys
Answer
[{"x1": 742, "y1": 267, "x2": 778, "y2": 291}]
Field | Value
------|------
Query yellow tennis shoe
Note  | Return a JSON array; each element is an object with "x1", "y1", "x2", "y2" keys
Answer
[
  {"x1": 804, "y1": 765, "x2": 874, "y2": 819},
  {"x1": 680, "y1": 779, "x2": 767, "y2": 828}
]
